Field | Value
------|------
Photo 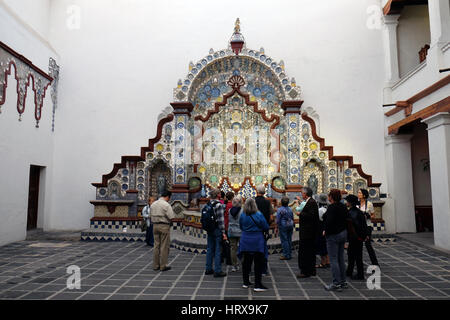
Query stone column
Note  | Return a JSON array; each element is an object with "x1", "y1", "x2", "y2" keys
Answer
[
  {"x1": 423, "y1": 113, "x2": 450, "y2": 250},
  {"x1": 426, "y1": 0, "x2": 450, "y2": 75},
  {"x1": 170, "y1": 102, "x2": 194, "y2": 205},
  {"x1": 281, "y1": 101, "x2": 303, "y2": 197},
  {"x1": 428, "y1": 0, "x2": 450, "y2": 50},
  {"x1": 384, "y1": 134, "x2": 416, "y2": 233},
  {"x1": 126, "y1": 190, "x2": 139, "y2": 217},
  {"x1": 382, "y1": 14, "x2": 400, "y2": 86}
]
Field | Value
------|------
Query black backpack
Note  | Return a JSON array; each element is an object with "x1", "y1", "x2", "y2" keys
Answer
[{"x1": 201, "y1": 201, "x2": 217, "y2": 232}]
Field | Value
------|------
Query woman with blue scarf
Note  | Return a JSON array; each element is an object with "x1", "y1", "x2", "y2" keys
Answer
[{"x1": 238, "y1": 198, "x2": 269, "y2": 292}]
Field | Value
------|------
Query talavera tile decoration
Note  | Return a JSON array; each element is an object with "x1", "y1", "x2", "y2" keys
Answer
[{"x1": 88, "y1": 20, "x2": 385, "y2": 250}]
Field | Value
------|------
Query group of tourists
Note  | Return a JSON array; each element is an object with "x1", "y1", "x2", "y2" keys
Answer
[
  {"x1": 141, "y1": 185, "x2": 379, "y2": 293},
  {"x1": 200, "y1": 186, "x2": 273, "y2": 291}
]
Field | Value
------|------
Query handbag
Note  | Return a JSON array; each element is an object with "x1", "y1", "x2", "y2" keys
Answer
[
  {"x1": 280, "y1": 207, "x2": 294, "y2": 228},
  {"x1": 249, "y1": 214, "x2": 271, "y2": 241},
  {"x1": 140, "y1": 219, "x2": 147, "y2": 232},
  {"x1": 222, "y1": 239, "x2": 232, "y2": 265}
]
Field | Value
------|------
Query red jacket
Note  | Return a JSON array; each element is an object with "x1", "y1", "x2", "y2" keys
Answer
[{"x1": 224, "y1": 202, "x2": 233, "y2": 232}]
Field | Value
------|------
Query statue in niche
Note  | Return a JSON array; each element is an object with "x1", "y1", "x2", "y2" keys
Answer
[
  {"x1": 110, "y1": 182, "x2": 119, "y2": 199},
  {"x1": 164, "y1": 125, "x2": 172, "y2": 143},
  {"x1": 307, "y1": 173, "x2": 318, "y2": 195},
  {"x1": 157, "y1": 174, "x2": 167, "y2": 197}
]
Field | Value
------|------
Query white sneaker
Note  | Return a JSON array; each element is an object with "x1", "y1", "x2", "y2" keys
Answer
[
  {"x1": 242, "y1": 282, "x2": 253, "y2": 288},
  {"x1": 253, "y1": 285, "x2": 268, "y2": 292}
]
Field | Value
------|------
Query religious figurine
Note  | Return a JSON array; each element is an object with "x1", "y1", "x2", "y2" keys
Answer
[
  {"x1": 267, "y1": 183, "x2": 272, "y2": 198},
  {"x1": 164, "y1": 125, "x2": 172, "y2": 142},
  {"x1": 157, "y1": 174, "x2": 167, "y2": 197},
  {"x1": 110, "y1": 182, "x2": 119, "y2": 199},
  {"x1": 189, "y1": 198, "x2": 199, "y2": 209},
  {"x1": 307, "y1": 173, "x2": 318, "y2": 195},
  {"x1": 201, "y1": 184, "x2": 207, "y2": 198}
]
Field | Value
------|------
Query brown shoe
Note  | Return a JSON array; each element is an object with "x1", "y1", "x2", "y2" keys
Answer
[
  {"x1": 296, "y1": 273, "x2": 310, "y2": 279},
  {"x1": 280, "y1": 256, "x2": 288, "y2": 260}
]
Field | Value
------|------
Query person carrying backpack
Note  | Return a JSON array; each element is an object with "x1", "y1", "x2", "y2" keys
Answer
[
  {"x1": 276, "y1": 196, "x2": 294, "y2": 260},
  {"x1": 345, "y1": 194, "x2": 369, "y2": 280},
  {"x1": 202, "y1": 188, "x2": 227, "y2": 278},
  {"x1": 228, "y1": 195, "x2": 243, "y2": 272}
]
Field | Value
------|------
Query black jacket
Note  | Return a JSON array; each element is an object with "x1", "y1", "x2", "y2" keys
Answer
[
  {"x1": 299, "y1": 198, "x2": 319, "y2": 240},
  {"x1": 323, "y1": 202, "x2": 348, "y2": 236},
  {"x1": 347, "y1": 206, "x2": 369, "y2": 241},
  {"x1": 255, "y1": 196, "x2": 273, "y2": 224}
]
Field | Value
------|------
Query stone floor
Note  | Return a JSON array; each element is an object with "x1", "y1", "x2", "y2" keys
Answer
[{"x1": 0, "y1": 237, "x2": 449, "y2": 300}]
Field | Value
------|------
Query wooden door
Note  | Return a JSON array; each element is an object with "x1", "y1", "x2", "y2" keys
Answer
[{"x1": 27, "y1": 165, "x2": 40, "y2": 230}]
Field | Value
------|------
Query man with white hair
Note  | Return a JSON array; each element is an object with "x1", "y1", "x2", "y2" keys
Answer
[
  {"x1": 254, "y1": 184, "x2": 274, "y2": 275},
  {"x1": 296, "y1": 186, "x2": 319, "y2": 278}
]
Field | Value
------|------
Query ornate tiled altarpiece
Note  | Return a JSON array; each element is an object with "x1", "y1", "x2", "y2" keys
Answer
[{"x1": 90, "y1": 21, "x2": 384, "y2": 234}]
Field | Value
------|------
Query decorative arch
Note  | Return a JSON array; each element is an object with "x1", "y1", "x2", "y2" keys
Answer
[
  {"x1": 194, "y1": 75, "x2": 281, "y2": 130},
  {"x1": 173, "y1": 47, "x2": 301, "y2": 104},
  {"x1": 301, "y1": 158, "x2": 328, "y2": 195},
  {"x1": 146, "y1": 157, "x2": 172, "y2": 199}
]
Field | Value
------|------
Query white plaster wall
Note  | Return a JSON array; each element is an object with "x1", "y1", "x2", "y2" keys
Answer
[
  {"x1": 0, "y1": 4, "x2": 56, "y2": 246},
  {"x1": 397, "y1": 5, "x2": 431, "y2": 78},
  {"x1": 2, "y1": 0, "x2": 51, "y2": 39},
  {"x1": 0, "y1": 67, "x2": 54, "y2": 244},
  {"x1": 43, "y1": 0, "x2": 388, "y2": 230}
]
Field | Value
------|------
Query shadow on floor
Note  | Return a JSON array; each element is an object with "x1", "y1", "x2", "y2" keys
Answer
[{"x1": 26, "y1": 228, "x2": 82, "y2": 242}]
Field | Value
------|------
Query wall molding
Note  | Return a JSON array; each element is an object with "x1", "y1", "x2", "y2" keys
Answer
[
  {"x1": 0, "y1": 41, "x2": 53, "y2": 127},
  {"x1": 386, "y1": 74, "x2": 450, "y2": 117},
  {"x1": 391, "y1": 60, "x2": 427, "y2": 91},
  {"x1": 388, "y1": 96, "x2": 450, "y2": 134}
]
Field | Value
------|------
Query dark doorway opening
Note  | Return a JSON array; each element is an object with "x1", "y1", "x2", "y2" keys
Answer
[
  {"x1": 27, "y1": 165, "x2": 42, "y2": 230},
  {"x1": 408, "y1": 121, "x2": 433, "y2": 232}
]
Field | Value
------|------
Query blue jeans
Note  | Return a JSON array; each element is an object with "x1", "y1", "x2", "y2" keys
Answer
[
  {"x1": 279, "y1": 226, "x2": 293, "y2": 259},
  {"x1": 326, "y1": 230, "x2": 347, "y2": 285},
  {"x1": 206, "y1": 228, "x2": 223, "y2": 273},
  {"x1": 146, "y1": 223, "x2": 154, "y2": 246}
]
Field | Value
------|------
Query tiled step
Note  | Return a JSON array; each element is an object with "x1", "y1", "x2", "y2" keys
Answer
[{"x1": 81, "y1": 229, "x2": 397, "y2": 253}]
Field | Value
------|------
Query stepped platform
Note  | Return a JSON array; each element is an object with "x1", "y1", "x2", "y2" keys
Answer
[{"x1": 81, "y1": 228, "x2": 397, "y2": 254}]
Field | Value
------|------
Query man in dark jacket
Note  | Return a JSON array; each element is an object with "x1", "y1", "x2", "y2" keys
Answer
[
  {"x1": 255, "y1": 185, "x2": 274, "y2": 225},
  {"x1": 345, "y1": 194, "x2": 369, "y2": 280},
  {"x1": 255, "y1": 184, "x2": 274, "y2": 275},
  {"x1": 322, "y1": 189, "x2": 349, "y2": 291},
  {"x1": 296, "y1": 187, "x2": 319, "y2": 278}
]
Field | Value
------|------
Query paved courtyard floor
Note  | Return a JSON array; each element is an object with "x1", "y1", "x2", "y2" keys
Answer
[{"x1": 0, "y1": 237, "x2": 449, "y2": 300}]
